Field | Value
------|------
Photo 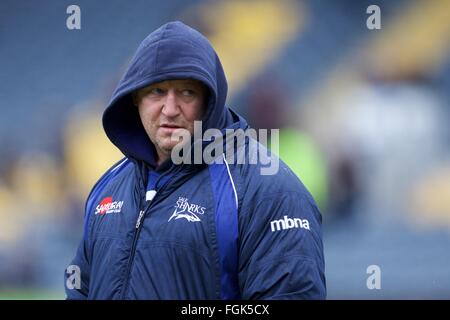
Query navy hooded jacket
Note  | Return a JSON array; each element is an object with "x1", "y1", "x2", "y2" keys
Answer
[{"x1": 65, "y1": 21, "x2": 326, "y2": 300}]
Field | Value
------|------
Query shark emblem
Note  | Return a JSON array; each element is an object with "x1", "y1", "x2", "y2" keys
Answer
[{"x1": 168, "y1": 197, "x2": 206, "y2": 222}]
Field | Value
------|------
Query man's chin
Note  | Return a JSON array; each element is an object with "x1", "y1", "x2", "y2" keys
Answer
[
  {"x1": 156, "y1": 141, "x2": 178, "y2": 153},
  {"x1": 160, "y1": 140, "x2": 190, "y2": 155}
]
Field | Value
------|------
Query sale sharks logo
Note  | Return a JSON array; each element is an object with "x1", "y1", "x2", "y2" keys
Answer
[{"x1": 168, "y1": 197, "x2": 206, "y2": 222}]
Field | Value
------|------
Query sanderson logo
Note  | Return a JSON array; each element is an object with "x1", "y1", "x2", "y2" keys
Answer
[{"x1": 270, "y1": 215, "x2": 310, "y2": 232}]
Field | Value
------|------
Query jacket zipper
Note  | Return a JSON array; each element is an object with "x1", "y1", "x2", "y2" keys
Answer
[
  {"x1": 120, "y1": 164, "x2": 184, "y2": 299},
  {"x1": 120, "y1": 198, "x2": 155, "y2": 299}
]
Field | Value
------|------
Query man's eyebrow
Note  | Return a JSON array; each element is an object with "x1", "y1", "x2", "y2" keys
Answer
[
  {"x1": 141, "y1": 83, "x2": 164, "y2": 91},
  {"x1": 178, "y1": 80, "x2": 203, "y2": 86}
]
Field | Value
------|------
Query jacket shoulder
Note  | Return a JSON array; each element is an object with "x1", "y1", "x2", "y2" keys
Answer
[
  {"x1": 84, "y1": 157, "x2": 133, "y2": 216},
  {"x1": 230, "y1": 139, "x2": 314, "y2": 199}
]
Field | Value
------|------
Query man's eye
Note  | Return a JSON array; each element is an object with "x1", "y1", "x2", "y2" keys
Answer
[
  {"x1": 181, "y1": 89, "x2": 195, "y2": 96},
  {"x1": 150, "y1": 88, "x2": 164, "y2": 95}
]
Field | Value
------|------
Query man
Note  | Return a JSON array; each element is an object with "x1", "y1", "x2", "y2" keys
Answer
[{"x1": 65, "y1": 21, "x2": 326, "y2": 299}]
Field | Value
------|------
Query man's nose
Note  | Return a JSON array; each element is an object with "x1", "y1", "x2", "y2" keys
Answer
[{"x1": 161, "y1": 89, "x2": 180, "y2": 117}]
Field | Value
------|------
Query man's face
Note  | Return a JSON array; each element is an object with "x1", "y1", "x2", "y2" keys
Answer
[{"x1": 134, "y1": 79, "x2": 207, "y2": 162}]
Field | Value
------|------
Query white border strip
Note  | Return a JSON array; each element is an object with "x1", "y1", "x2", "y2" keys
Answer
[
  {"x1": 111, "y1": 158, "x2": 128, "y2": 172},
  {"x1": 222, "y1": 154, "x2": 238, "y2": 210}
]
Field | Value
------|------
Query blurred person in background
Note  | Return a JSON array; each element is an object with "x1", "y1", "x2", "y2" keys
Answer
[
  {"x1": 65, "y1": 21, "x2": 326, "y2": 300},
  {"x1": 247, "y1": 75, "x2": 329, "y2": 212},
  {"x1": 334, "y1": 65, "x2": 448, "y2": 221}
]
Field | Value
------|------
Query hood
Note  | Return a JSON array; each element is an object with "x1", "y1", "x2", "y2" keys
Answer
[{"x1": 103, "y1": 21, "x2": 243, "y2": 167}]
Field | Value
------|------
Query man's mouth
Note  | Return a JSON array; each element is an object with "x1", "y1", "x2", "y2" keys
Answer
[
  {"x1": 159, "y1": 124, "x2": 184, "y2": 135},
  {"x1": 160, "y1": 123, "x2": 182, "y2": 129}
]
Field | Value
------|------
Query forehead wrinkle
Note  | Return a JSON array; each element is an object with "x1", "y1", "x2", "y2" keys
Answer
[{"x1": 150, "y1": 79, "x2": 203, "y2": 88}]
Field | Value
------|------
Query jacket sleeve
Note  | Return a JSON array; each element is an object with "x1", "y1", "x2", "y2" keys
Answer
[
  {"x1": 65, "y1": 235, "x2": 91, "y2": 299},
  {"x1": 238, "y1": 190, "x2": 326, "y2": 300},
  {"x1": 64, "y1": 190, "x2": 95, "y2": 299},
  {"x1": 64, "y1": 157, "x2": 128, "y2": 299}
]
